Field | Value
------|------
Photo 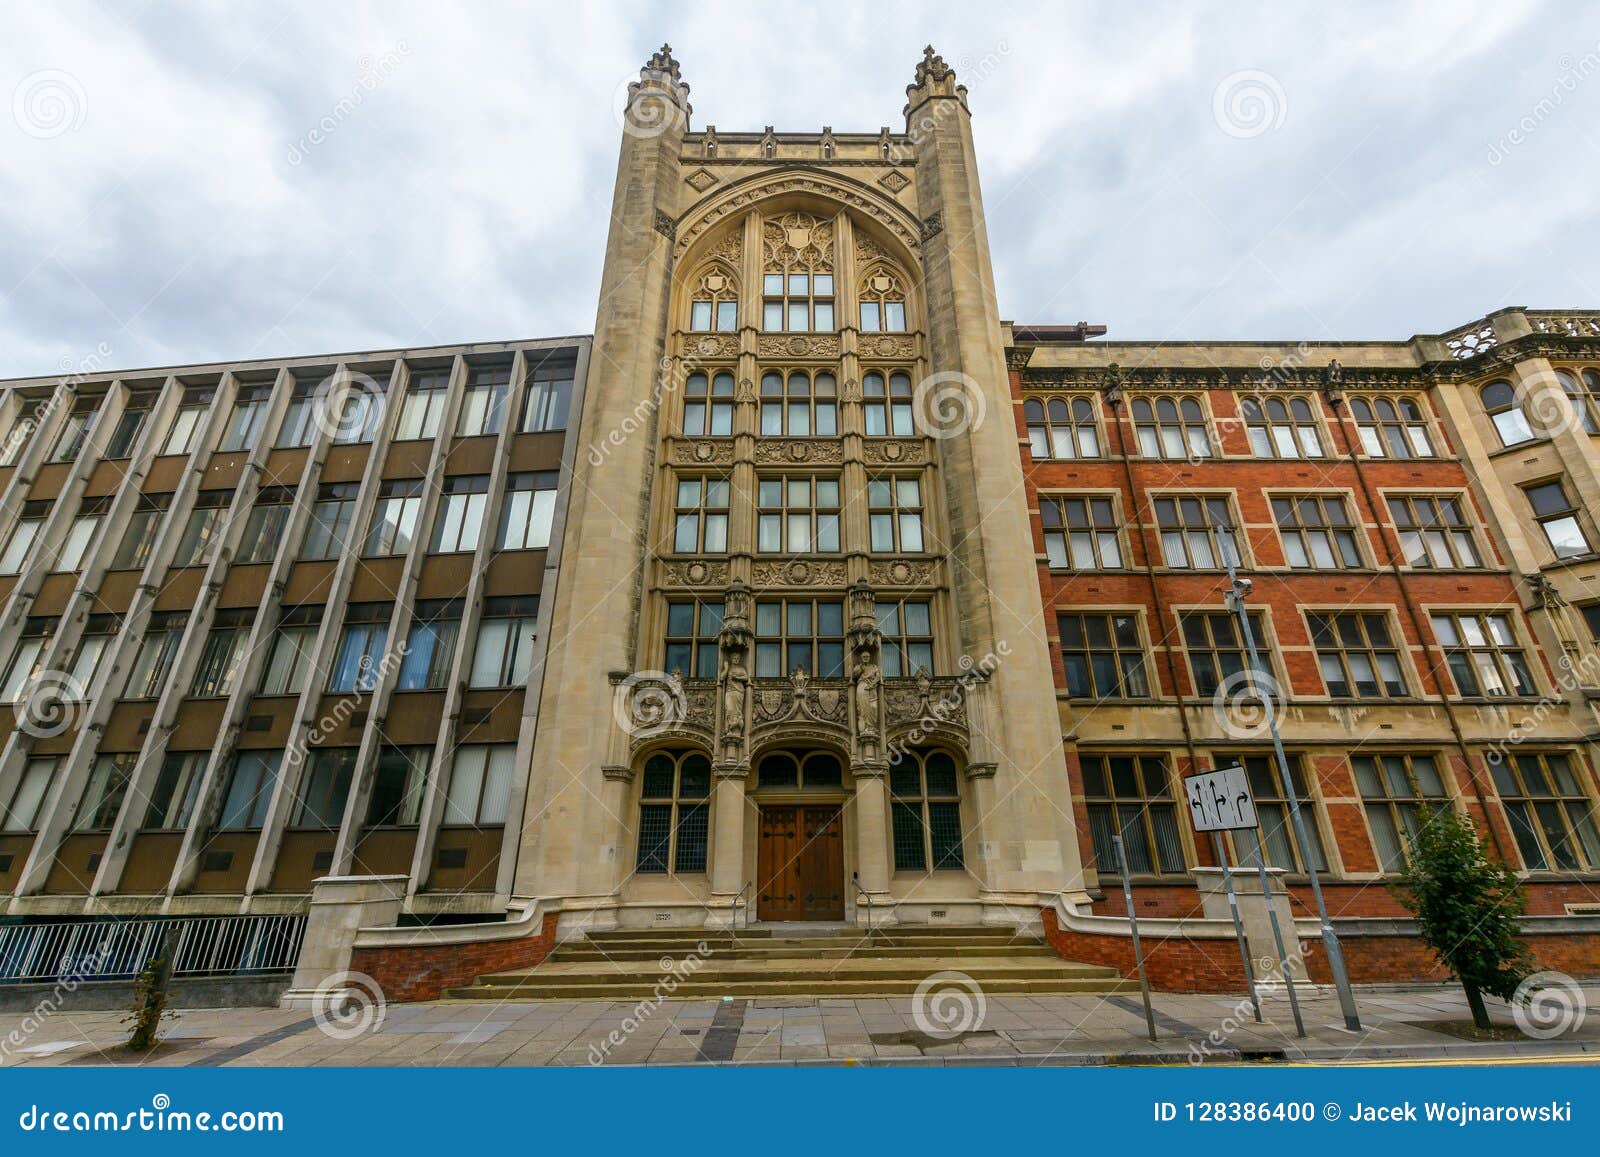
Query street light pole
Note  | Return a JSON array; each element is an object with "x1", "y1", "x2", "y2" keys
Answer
[{"x1": 1220, "y1": 531, "x2": 1362, "y2": 1032}]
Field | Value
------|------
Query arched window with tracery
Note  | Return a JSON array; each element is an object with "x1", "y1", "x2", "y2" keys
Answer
[
  {"x1": 857, "y1": 266, "x2": 908, "y2": 333},
  {"x1": 688, "y1": 264, "x2": 739, "y2": 333},
  {"x1": 636, "y1": 750, "x2": 710, "y2": 874},
  {"x1": 761, "y1": 212, "x2": 835, "y2": 332}
]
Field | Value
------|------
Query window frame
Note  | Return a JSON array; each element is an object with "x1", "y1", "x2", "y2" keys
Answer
[
  {"x1": 635, "y1": 750, "x2": 711, "y2": 873},
  {"x1": 1306, "y1": 610, "x2": 1407, "y2": 699},
  {"x1": 889, "y1": 747, "x2": 964, "y2": 872},
  {"x1": 1081, "y1": 754, "x2": 1187, "y2": 875}
]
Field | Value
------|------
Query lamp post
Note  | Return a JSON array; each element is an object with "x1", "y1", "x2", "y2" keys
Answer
[{"x1": 1220, "y1": 532, "x2": 1362, "y2": 1032}]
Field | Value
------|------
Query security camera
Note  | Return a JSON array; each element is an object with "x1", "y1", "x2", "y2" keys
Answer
[{"x1": 1233, "y1": 577, "x2": 1253, "y2": 596}]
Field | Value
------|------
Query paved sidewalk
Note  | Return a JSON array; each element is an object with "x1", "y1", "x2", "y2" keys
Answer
[{"x1": 1, "y1": 984, "x2": 1596, "y2": 1067}]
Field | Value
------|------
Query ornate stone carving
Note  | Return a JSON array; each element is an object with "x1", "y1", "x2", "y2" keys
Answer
[
  {"x1": 855, "y1": 656, "x2": 882, "y2": 736},
  {"x1": 883, "y1": 674, "x2": 970, "y2": 737},
  {"x1": 671, "y1": 440, "x2": 735, "y2": 465},
  {"x1": 877, "y1": 170, "x2": 910, "y2": 194},
  {"x1": 869, "y1": 558, "x2": 936, "y2": 587},
  {"x1": 653, "y1": 210, "x2": 677, "y2": 240},
  {"x1": 751, "y1": 558, "x2": 848, "y2": 589},
  {"x1": 919, "y1": 211, "x2": 944, "y2": 242},
  {"x1": 762, "y1": 211, "x2": 834, "y2": 271},
  {"x1": 684, "y1": 333, "x2": 739, "y2": 359},
  {"x1": 717, "y1": 657, "x2": 750, "y2": 763},
  {"x1": 862, "y1": 439, "x2": 925, "y2": 465},
  {"x1": 662, "y1": 558, "x2": 731, "y2": 588},
  {"x1": 1443, "y1": 321, "x2": 1497, "y2": 360},
  {"x1": 757, "y1": 333, "x2": 841, "y2": 360},
  {"x1": 674, "y1": 174, "x2": 921, "y2": 259},
  {"x1": 685, "y1": 167, "x2": 718, "y2": 192},
  {"x1": 749, "y1": 677, "x2": 851, "y2": 734},
  {"x1": 753, "y1": 438, "x2": 843, "y2": 465},
  {"x1": 862, "y1": 334, "x2": 916, "y2": 360},
  {"x1": 1530, "y1": 314, "x2": 1600, "y2": 338}
]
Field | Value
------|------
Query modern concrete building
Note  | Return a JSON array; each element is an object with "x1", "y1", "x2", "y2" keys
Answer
[{"x1": 3, "y1": 46, "x2": 1598, "y2": 999}]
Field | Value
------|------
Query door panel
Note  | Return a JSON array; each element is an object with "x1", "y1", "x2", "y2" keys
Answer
[{"x1": 757, "y1": 803, "x2": 844, "y2": 921}]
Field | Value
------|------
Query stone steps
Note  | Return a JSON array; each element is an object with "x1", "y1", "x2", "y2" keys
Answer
[{"x1": 446, "y1": 925, "x2": 1136, "y2": 1001}]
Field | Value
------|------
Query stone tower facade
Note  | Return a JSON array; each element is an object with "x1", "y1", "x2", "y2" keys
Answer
[{"x1": 516, "y1": 46, "x2": 1088, "y2": 930}]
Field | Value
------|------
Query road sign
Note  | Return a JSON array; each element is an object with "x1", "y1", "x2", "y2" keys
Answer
[{"x1": 1185, "y1": 765, "x2": 1258, "y2": 832}]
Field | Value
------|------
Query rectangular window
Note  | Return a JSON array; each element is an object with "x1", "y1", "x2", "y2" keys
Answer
[
  {"x1": 142, "y1": 752, "x2": 207, "y2": 830},
  {"x1": 456, "y1": 363, "x2": 511, "y2": 437},
  {"x1": 258, "y1": 605, "x2": 322, "y2": 696},
  {"x1": 236, "y1": 488, "x2": 295, "y2": 565},
  {"x1": 122, "y1": 613, "x2": 187, "y2": 700},
  {"x1": 1272, "y1": 494, "x2": 1363, "y2": 569},
  {"x1": 1, "y1": 411, "x2": 38, "y2": 467},
  {"x1": 104, "y1": 393, "x2": 157, "y2": 459},
  {"x1": 172, "y1": 491, "x2": 230, "y2": 569},
  {"x1": 161, "y1": 390, "x2": 212, "y2": 456},
  {"x1": 1, "y1": 620, "x2": 55, "y2": 702},
  {"x1": 863, "y1": 372, "x2": 914, "y2": 437},
  {"x1": 682, "y1": 371, "x2": 735, "y2": 437},
  {"x1": 1524, "y1": 479, "x2": 1592, "y2": 559},
  {"x1": 1308, "y1": 611, "x2": 1406, "y2": 698},
  {"x1": 757, "y1": 475, "x2": 840, "y2": 553},
  {"x1": 429, "y1": 475, "x2": 490, "y2": 554},
  {"x1": 218, "y1": 751, "x2": 280, "y2": 829},
  {"x1": 110, "y1": 495, "x2": 171, "y2": 571},
  {"x1": 65, "y1": 614, "x2": 118, "y2": 696},
  {"x1": 875, "y1": 599, "x2": 933, "y2": 678},
  {"x1": 55, "y1": 513, "x2": 101, "y2": 572},
  {"x1": 1241, "y1": 395, "x2": 1323, "y2": 458},
  {"x1": 673, "y1": 476, "x2": 729, "y2": 554},
  {"x1": 366, "y1": 746, "x2": 432, "y2": 826},
  {"x1": 1180, "y1": 611, "x2": 1273, "y2": 698},
  {"x1": 497, "y1": 471, "x2": 558, "y2": 551},
  {"x1": 759, "y1": 371, "x2": 837, "y2": 436},
  {"x1": 0, "y1": 516, "x2": 44, "y2": 575},
  {"x1": 332, "y1": 383, "x2": 384, "y2": 445},
  {"x1": 1040, "y1": 495, "x2": 1122, "y2": 570},
  {"x1": 73, "y1": 753, "x2": 138, "y2": 832},
  {"x1": 1226, "y1": 754, "x2": 1327, "y2": 872},
  {"x1": 396, "y1": 368, "x2": 450, "y2": 440},
  {"x1": 221, "y1": 384, "x2": 273, "y2": 452},
  {"x1": 468, "y1": 597, "x2": 539, "y2": 688},
  {"x1": 328, "y1": 604, "x2": 390, "y2": 693},
  {"x1": 1491, "y1": 752, "x2": 1600, "y2": 872},
  {"x1": 1387, "y1": 494, "x2": 1481, "y2": 569},
  {"x1": 1430, "y1": 611, "x2": 1535, "y2": 698},
  {"x1": 2, "y1": 758, "x2": 56, "y2": 833},
  {"x1": 1058, "y1": 613, "x2": 1149, "y2": 699},
  {"x1": 1025, "y1": 396, "x2": 1101, "y2": 459},
  {"x1": 1353, "y1": 753, "x2": 1447, "y2": 872},
  {"x1": 664, "y1": 600, "x2": 723, "y2": 678},
  {"x1": 1156, "y1": 496, "x2": 1237, "y2": 569},
  {"x1": 521, "y1": 357, "x2": 575, "y2": 433},
  {"x1": 189, "y1": 610, "x2": 254, "y2": 698},
  {"x1": 364, "y1": 478, "x2": 424, "y2": 556},
  {"x1": 397, "y1": 600, "x2": 462, "y2": 691},
  {"x1": 867, "y1": 477, "x2": 924, "y2": 553},
  {"x1": 291, "y1": 748, "x2": 356, "y2": 829},
  {"x1": 756, "y1": 599, "x2": 845, "y2": 678},
  {"x1": 50, "y1": 404, "x2": 98, "y2": 463},
  {"x1": 444, "y1": 744, "x2": 516, "y2": 826},
  {"x1": 1081, "y1": 754, "x2": 1186, "y2": 874},
  {"x1": 300, "y1": 483, "x2": 359, "y2": 561},
  {"x1": 275, "y1": 382, "x2": 318, "y2": 449}
]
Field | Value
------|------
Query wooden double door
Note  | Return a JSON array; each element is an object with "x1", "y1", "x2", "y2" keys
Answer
[{"x1": 756, "y1": 804, "x2": 845, "y2": 921}]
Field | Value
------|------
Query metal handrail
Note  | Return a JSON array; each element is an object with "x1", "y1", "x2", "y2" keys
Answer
[
  {"x1": 732, "y1": 880, "x2": 752, "y2": 932},
  {"x1": 852, "y1": 872, "x2": 873, "y2": 937}
]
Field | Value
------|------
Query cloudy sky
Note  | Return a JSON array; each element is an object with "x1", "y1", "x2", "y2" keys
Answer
[{"x1": 3, "y1": 1, "x2": 1598, "y2": 378}]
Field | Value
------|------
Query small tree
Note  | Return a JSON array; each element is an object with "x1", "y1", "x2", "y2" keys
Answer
[
  {"x1": 1392, "y1": 808, "x2": 1532, "y2": 1029},
  {"x1": 124, "y1": 954, "x2": 173, "y2": 1051}
]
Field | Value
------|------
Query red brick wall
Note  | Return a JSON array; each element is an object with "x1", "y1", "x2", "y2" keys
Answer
[
  {"x1": 347, "y1": 910, "x2": 560, "y2": 1002},
  {"x1": 1044, "y1": 907, "x2": 1600, "y2": 992}
]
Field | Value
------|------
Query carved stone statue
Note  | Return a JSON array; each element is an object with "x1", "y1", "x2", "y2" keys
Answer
[
  {"x1": 790, "y1": 665, "x2": 810, "y2": 694},
  {"x1": 721, "y1": 660, "x2": 749, "y2": 737},
  {"x1": 855, "y1": 657, "x2": 881, "y2": 737}
]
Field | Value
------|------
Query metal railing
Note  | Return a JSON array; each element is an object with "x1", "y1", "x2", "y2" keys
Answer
[
  {"x1": 0, "y1": 914, "x2": 307, "y2": 985},
  {"x1": 732, "y1": 880, "x2": 751, "y2": 932},
  {"x1": 852, "y1": 873, "x2": 873, "y2": 937}
]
